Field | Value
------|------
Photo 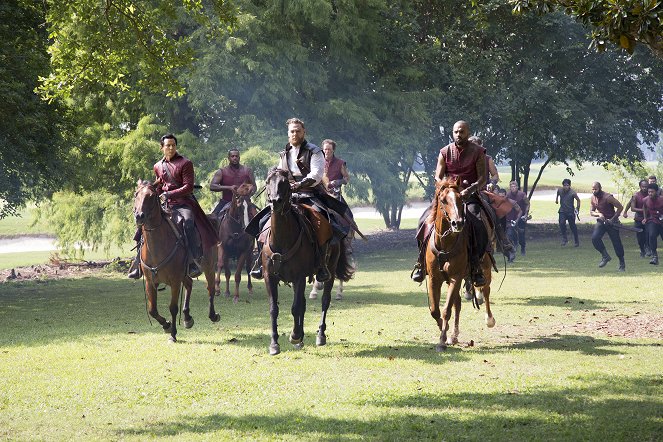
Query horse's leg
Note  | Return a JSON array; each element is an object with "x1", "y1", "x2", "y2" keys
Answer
[
  {"x1": 426, "y1": 271, "x2": 445, "y2": 351},
  {"x1": 482, "y1": 256, "x2": 496, "y2": 328},
  {"x1": 448, "y1": 282, "x2": 461, "y2": 346},
  {"x1": 265, "y1": 274, "x2": 281, "y2": 355},
  {"x1": 289, "y1": 277, "x2": 306, "y2": 349},
  {"x1": 335, "y1": 279, "x2": 343, "y2": 300},
  {"x1": 214, "y1": 244, "x2": 222, "y2": 297},
  {"x1": 245, "y1": 248, "x2": 253, "y2": 296},
  {"x1": 223, "y1": 254, "x2": 232, "y2": 299},
  {"x1": 167, "y1": 283, "x2": 180, "y2": 343},
  {"x1": 309, "y1": 276, "x2": 319, "y2": 299},
  {"x1": 144, "y1": 276, "x2": 171, "y2": 333},
  {"x1": 233, "y1": 253, "x2": 245, "y2": 304},
  {"x1": 316, "y1": 278, "x2": 333, "y2": 346},
  {"x1": 182, "y1": 276, "x2": 195, "y2": 329},
  {"x1": 438, "y1": 277, "x2": 459, "y2": 351}
]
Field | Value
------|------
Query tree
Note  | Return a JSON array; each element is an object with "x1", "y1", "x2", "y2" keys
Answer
[
  {"x1": 0, "y1": 0, "x2": 76, "y2": 219},
  {"x1": 511, "y1": 0, "x2": 663, "y2": 57}
]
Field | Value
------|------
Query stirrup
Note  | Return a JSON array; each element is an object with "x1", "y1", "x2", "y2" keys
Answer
[
  {"x1": 316, "y1": 266, "x2": 331, "y2": 283},
  {"x1": 410, "y1": 264, "x2": 425, "y2": 283},
  {"x1": 188, "y1": 259, "x2": 202, "y2": 278}
]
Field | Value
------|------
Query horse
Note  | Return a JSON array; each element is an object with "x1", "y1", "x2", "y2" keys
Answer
[
  {"x1": 424, "y1": 178, "x2": 496, "y2": 352},
  {"x1": 133, "y1": 180, "x2": 220, "y2": 342},
  {"x1": 309, "y1": 231, "x2": 355, "y2": 301},
  {"x1": 260, "y1": 168, "x2": 354, "y2": 355},
  {"x1": 210, "y1": 183, "x2": 257, "y2": 303}
]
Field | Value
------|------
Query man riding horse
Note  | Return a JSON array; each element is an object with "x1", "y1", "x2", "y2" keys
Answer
[
  {"x1": 128, "y1": 133, "x2": 217, "y2": 279},
  {"x1": 209, "y1": 148, "x2": 257, "y2": 217},
  {"x1": 246, "y1": 118, "x2": 352, "y2": 283},
  {"x1": 411, "y1": 120, "x2": 490, "y2": 286}
]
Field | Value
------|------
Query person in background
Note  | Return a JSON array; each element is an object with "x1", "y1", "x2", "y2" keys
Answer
[
  {"x1": 590, "y1": 181, "x2": 625, "y2": 271},
  {"x1": 623, "y1": 179, "x2": 650, "y2": 257},
  {"x1": 209, "y1": 148, "x2": 257, "y2": 216},
  {"x1": 642, "y1": 183, "x2": 663, "y2": 265},
  {"x1": 555, "y1": 178, "x2": 581, "y2": 247},
  {"x1": 506, "y1": 180, "x2": 529, "y2": 256}
]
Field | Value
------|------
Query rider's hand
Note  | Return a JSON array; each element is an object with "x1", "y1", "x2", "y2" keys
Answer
[{"x1": 159, "y1": 192, "x2": 169, "y2": 203}]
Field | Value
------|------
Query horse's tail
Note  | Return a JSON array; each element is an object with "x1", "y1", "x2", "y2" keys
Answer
[{"x1": 335, "y1": 238, "x2": 355, "y2": 282}]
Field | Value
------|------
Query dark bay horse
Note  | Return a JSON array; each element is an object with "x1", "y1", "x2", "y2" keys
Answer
[
  {"x1": 210, "y1": 183, "x2": 256, "y2": 303},
  {"x1": 424, "y1": 178, "x2": 496, "y2": 352},
  {"x1": 133, "y1": 180, "x2": 220, "y2": 342},
  {"x1": 261, "y1": 168, "x2": 354, "y2": 355}
]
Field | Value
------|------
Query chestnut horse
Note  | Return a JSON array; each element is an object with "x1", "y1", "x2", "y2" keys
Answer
[
  {"x1": 424, "y1": 178, "x2": 496, "y2": 352},
  {"x1": 261, "y1": 168, "x2": 354, "y2": 355},
  {"x1": 211, "y1": 183, "x2": 257, "y2": 303},
  {"x1": 133, "y1": 180, "x2": 220, "y2": 342}
]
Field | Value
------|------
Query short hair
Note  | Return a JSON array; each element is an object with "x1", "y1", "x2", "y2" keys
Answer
[
  {"x1": 322, "y1": 139, "x2": 336, "y2": 150},
  {"x1": 639, "y1": 179, "x2": 648, "y2": 186},
  {"x1": 468, "y1": 136, "x2": 482, "y2": 145},
  {"x1": 509, "y1": 180, "x2": 519, "y2": 188},
  {"x1": 593, "y1": 181, "x2": 602, "y2": 190},
  {"x1": 562, "y1": 179, "x2": 571, "y2": 186},
  {"x1": 228, "y1": 148, "x2": 240, "y2": 155},
  {"x1": 648, "y1": 175, "x2": 657, "y2": 182},
  {"x1": 648, "y1": 183, "x2": 659, "y2": 191},
  {"x1": 286, "y1": 118, "x2": 305, "y2": 129},
  {"x1": 160, "y1": 133, "x2": 177, "y2": 146}
]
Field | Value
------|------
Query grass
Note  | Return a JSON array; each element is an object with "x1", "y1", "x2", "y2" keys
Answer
[
  {"x1": 0, "y1": 243, "x2": 135, "y2": 270},
  {"x1": 0, "y1": 233, "x2": 661, "y2": 441},
  {"x1": 0, "y1": 205, "x2": 54, "y2": 236}
]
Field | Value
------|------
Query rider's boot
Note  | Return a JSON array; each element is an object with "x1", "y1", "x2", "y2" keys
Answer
[
  {"x1": 185, "y1": 224, "x2": 203, "y2": 278},
  {"x1": 250, "y1": 243, "x2": 263, "y2": 279},
  {"x1": 315, "y1": 243, "x2": 332, "y2": 283},
  {"x1": 470, "y1": 250, "x2": 486, "y2": 287},
  {"x1": 598, "y1": 250, "x2": 612, "y2": 268},
  {"x1": 618, "y1": 256, "x2": 626, "y2": 271},
  {"x1": 127, "y1": 247, "x2": 142, "y2": 279}
]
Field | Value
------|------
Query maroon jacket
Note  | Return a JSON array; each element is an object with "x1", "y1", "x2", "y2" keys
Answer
[
  {"x1": 154, "y1": 154, "x2": 218, "y2": 252},
  {"x1": 643, "y1": 195, "x2": 663, "y2": 225},
  {"x1": 591, "y1": 191, "x2": 616, "y2": 219},
  {"x1": 631, "y1": 191, "x2": 647, "y2": 222},
  {"x1": 216, "y1": 165, "x2": 253, "y2": 203},
  {"x1": 439, "y1": 141, "x2": 485, "y2": 186},
  {"x1": 506, "y1": 190, "x2": 527, "y2": 222}
]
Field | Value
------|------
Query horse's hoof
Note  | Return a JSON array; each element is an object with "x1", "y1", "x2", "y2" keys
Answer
[
  {"x1": 486, "y1": 315, "x2": 496, "y2": 328},
  {"x1": 269, "y1": 344, "x2": 280, "y2": 355},
  {"x1": 335, "y1": 292, "x2": 343, "y2": 300},
  {"x1": 289, "y1": 333, "x2": 303, "y2": 345},
  {"x1": 214, "y1": 290, "x2": 221, "y2": 297},
  {"x1": 315, "y1": 281, "x2": 323, "y2": 290},
  {"x1": 210, "y1": 313, "x2": 221, "y2": 323},
  {"x1": 446, "y1": 337, "x2": 458, "y2": 346},
  {"x1": 168, "y1": 336, "x2": 177, "y2": 343},
  {"x1": 184, "y1": 318, "x2": 194, "y2": 329},
  {"x1": 163, "y1": 322, "x2": 172, "y2": 333},
  {"x1": 435, "y1": 344, "x2": 447, "y2": 352},
  {"x1": 224, "y1": 291, "x2": 231, "y2": 299},
  {"x1": 316, "y1": 333, "x2": 327, "y2": 346},
  {"x1": 248, "y1": 289, "x2": 253, "y2": 296},
  {"x1": 233, "y1": 296, "x2": 239, "y2": 304},
  {"x1": 309, "y1": 292, "x2": 317, "y2": 300},
  {"x1": 293, "y1": 342, "x2": 304, "y2": 350}
]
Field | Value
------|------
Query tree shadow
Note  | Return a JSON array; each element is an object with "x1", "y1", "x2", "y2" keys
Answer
[
  {"x1": 116, "y1": 374, "x2": 661, "y2": 440},
  {"x1": 504, "y1": 295, "x2": 606, "y2": 310},
  {"x1": 482, "y1": 333, "x2": 656, "y2": 356}
]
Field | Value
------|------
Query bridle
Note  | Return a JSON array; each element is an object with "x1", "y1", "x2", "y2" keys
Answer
[
  {"x1": 430, "y1": 185, "x2": 465, "y2": 259},
  {"x1": 135, "y1": 185, "x2": 164, "y2": 231}
]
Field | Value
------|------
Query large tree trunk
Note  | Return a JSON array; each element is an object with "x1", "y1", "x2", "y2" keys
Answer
[{"x1": 528, "y1": 156, "x2": 552, "y2": 199}]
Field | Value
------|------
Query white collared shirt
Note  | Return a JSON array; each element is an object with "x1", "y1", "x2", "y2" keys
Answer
[{"x1": 287, "y1": 145, "x2": 324, "y2": 185}]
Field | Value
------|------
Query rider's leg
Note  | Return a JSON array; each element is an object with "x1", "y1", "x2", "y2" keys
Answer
[
  {"x1": 411, "y1": 206, "x2": 432, "y2": 282},
  {"x1": 466, "y1": 201, "x2": 488, "y2": 286},
  {"x1": 127, "y1": 227, "x2": 143, "y2": 279},
  {"x1": 179, "y1": 207, "x2": 203, "y2": 277}
]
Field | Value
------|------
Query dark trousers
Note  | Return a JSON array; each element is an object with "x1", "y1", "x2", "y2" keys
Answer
[
  {"x1": 466, "y1": 201, "x2": 489, "y2": 270},
  {"x1": 645, "y1": 222, "x2": 663, "y2": 255},
  {"x1": 591, "y1": 222, "x2": 624, "y2": 258},
  {"x1": 558, "y1": 212, "x2": 578, "y2": 243},
  {"x1": 635, "y1": 219, "x2": 648, "y2": 253},
  {"x1": 507, "y1": 218, "x2": 526, "y2": 250},
  {"x1": 172, "y1": 205, "x2": 202, "y2": 259}
]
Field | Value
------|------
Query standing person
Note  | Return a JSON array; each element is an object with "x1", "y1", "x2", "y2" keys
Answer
[
  {"x1": 590, "y1": 181, "x2": 625, "y2": 271},
  {"x1": 507, "y1": 181, "x2": 530, "y2": 256},
  {"x1": 321, "y1": 139, "x2": 350, "y2": 200},
  {"x1": 411, "y1": 120, "x2": 489, "y2": 286},
  {"x1": 209, "y1": 148, "x2": 257, "y2": 215},
  {"x1": 246, "y1": 118, "x2": 352, "y2": 282},
  {"x1": 642, "y1": 183, "x2": 663, "y2": 265},
  {"x1": 128, "y1": 134, "x2": 218, "y2": 279},
  {"x1": 623, "y1": 179, "x2": 650, "y2": 257},
  {"x1": 555, "y1": 179, "x2": 581, "y2": 246}
]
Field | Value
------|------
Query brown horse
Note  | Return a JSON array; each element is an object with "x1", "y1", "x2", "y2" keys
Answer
[
  {"x1": 261, "y1": 168, "x2": 354, "y2": 355},
  {"x1": 133, "y1": 180, "x2": 220, "y2": 342},
  {"x1": 424, "y1": 178, "x2": 496, "y2": 352},
  {"x1": 210, "y1": 183, "x2": 257, "y2": 303}
]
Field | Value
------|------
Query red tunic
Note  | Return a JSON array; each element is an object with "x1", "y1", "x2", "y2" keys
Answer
[
  {"x1": 643, "y1": 195, "x2": 663, "y2": 225},
  {"x1": 153, "y1": 154, "x2": 218, "y2": 252},
  {"x1": 324, "y1": 156, "x2": 346, "y2": 182},
  {"x1": 590, "y1": 191, "x2": 616, "y2": 219},
  {"x1": 439, "y1": 141, "x2": 484, "y2": 186},
  {"x1": 631, "y1": 191, "x2": 647, "y2": 222},
  {"x1": 506, "y1": 190, "x2": 527, "y2": 222},
  {"x1": 217, "y1": 165, "x2": 253, "y2": 203}
]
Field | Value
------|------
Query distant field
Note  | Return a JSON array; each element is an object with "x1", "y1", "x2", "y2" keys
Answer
[
  {"x1": 497, "y1": 163, "x2": 617, "y2": 193},
  {"x1": 0, "y1": 205, "x2": 53, "y2": 236}
]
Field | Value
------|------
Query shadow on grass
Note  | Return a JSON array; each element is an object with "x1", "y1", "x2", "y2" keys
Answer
[
  {"x1": 116, "y1": 374, "x2": 661, "y2": 440},
  {"x1": 503, "y1": 295, "x2": 606, "y2": 310},
  {"x1": 483, "y1": 333, "x2": 659, "y2": 356}
]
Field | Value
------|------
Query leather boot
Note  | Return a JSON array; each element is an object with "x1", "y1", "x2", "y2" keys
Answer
[
  {"x1": 127, "y1": 247, "x2": 142, "y2": 279},
  {"x1": 472, "y1": 268, "x2": 486, "y2": 287},
  {"x1": 598, "y1": 251, "x2": 612, "y2": 268},
  {"x1": 185, "y1": 224, "x2": 203, "y2": 278},
  {"x1": 618, "y1": 257, "x2": 626, "y2": 271},
  {"x1": 316, "y1": 243, "x2": 331, "y2": 283},
  {"x1": 250, "y1": 243, "x2": 263, "y2": 279},
  {"x1": 650, "y1": 253, "x2": 658, "y2": 265},
  {"x1": 410, "y1": 263, "x2": 425, "y2": 283}
]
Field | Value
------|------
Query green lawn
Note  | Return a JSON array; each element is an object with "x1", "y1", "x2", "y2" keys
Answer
[
  {"x1": 0, "y1": 205, "x2": 54, "y2": 236},
  {"x1": 0, "y1": 234, "x2": 660, "y2": 441}
]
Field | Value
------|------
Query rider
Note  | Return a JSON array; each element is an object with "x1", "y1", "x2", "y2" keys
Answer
[
  {"x1": 209, "y1": 148, "x2": 257, "y2": 216},
  {"x1": 623, "y1": 179, "x2": 650, "y2": 257},
  {"x1": 411, "y1": 120, "x2": 489, "y2": 286},
  {"x1": 643, "y1": 183, "x2": 663, "y2": 265},
  {"x1": 246, "y1": 118, "x2": 351, "y2": 282},
  {"x1": 590, "y1": 181, "x2": 625, "y2": 271},
  {"x1": 127, "y1": 134, "x2": 217, "y2": 279}
]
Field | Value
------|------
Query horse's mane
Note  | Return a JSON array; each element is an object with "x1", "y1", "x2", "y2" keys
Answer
[{"x1": 266, "y1": 167, "x2": 288, "y2": 181}]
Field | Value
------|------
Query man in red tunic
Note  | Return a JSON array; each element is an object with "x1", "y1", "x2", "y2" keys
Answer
[
  {"x1": 623, "y1": 179, "x2": 650, "y2": 257},
  {"x1": 128, "y1": 134, "x2": 217, "y2": 279},
  {"x1": 643, "y1": 183, "x2": 663, "y2": 265},
  {"x1": 506, "y1": 181, "x2": 530, "y2": 258},
  {"x1": 321, "y1": 139, "x2": 350, "y2": 201},
  {"x1": 590, "y1": 181, "x2": 625, "y2": 271},
  {"x1": 411, "y1": 120, "x2": 489, "y2": 286},
  {"x1": 209, "y1": 148, "x2": 257, "y2": 215}
]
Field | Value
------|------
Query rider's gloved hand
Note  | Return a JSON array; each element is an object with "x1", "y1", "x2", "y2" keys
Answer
[{"x1": 159, "y1": 192, "x2": 169, "y2": 203}]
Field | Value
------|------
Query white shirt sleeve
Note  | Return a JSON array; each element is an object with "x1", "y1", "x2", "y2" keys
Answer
[{"x1": 306, "y1": 150, "x2": 325, "y2": 185}]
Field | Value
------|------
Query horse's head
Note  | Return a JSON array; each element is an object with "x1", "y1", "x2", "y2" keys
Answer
[
  {"x1": 133, "y1": 179, "x2": 160, "y2": 227},
  {"x1": 435, "y1": 177, "x2": 464, "y2": 232},
  {"x1": 265, "y1": 167, "x2": 292, "y2": 213}
]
